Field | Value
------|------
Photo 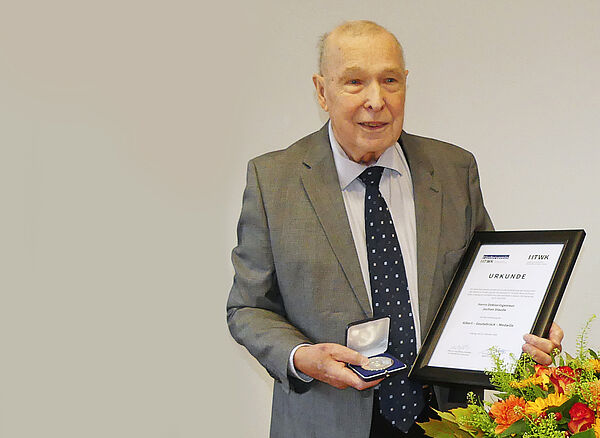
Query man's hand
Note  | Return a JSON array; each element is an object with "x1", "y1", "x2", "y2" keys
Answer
[
  {"x1": 294, "y1": 343, "x2": 383, "y2": 390},
  {"x1": 522, "y1": 322, "x2": 564, "y2": 365}
]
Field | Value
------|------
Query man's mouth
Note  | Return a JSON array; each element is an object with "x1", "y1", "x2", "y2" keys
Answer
[{"x1": 358, "y1": 122, "x2": 388, "y2": 129}]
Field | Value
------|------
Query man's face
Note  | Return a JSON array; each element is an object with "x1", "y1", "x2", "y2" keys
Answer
[{"x1": 313, "y1": 32, "x2": 408, "y2": 164}]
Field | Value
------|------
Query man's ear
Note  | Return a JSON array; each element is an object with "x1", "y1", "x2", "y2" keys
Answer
[{"x1": 312, "y1": 74, "x2": 328, "y2": 112}]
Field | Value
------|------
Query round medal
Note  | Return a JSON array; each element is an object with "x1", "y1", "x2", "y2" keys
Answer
[{"x1": 363, "y1": 356, "x2": 394, "y2": 371}]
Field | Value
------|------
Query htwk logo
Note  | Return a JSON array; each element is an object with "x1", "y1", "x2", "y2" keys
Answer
[
  {"x1": 482, "y1": 255, "x2": 509, "y2": 260},
  {"x1": 528, "y1": 254, "x2": 549, "y2": 260},
  {"x1": 481, "y1": 254, "x2": 509, "y2": 264}
]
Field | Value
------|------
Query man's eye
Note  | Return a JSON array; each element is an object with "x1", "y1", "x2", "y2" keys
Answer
[
  {"x1": 385, "y1": 78, "x2": 397, "y2": 83},
  {"x1": 348, "y1": 79, "x2": 361, "y2": 85}
]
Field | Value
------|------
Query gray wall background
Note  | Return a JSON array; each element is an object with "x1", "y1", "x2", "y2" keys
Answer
[{"x1": 1, "y1": 1, "x2": 599, "y2": 437}]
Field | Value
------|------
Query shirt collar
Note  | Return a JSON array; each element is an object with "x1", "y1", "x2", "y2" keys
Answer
[{"x1": 328, "y1": 121, "x2": 405, "y2": 190}]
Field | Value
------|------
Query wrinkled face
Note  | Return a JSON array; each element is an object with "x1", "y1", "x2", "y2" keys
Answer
[{"x1": 313, "y1": 32, "x2": 408, "y2": 164}]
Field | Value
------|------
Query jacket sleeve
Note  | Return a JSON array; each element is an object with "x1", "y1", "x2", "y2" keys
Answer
[
  {"x1": 468, "y1": 153, "x2": 494, "y2": 233},
  {"x1": 435, "y1": 152, "x2": 493, "y2": 411},
  {"x1": 226, "y1": 160, "x2": 312, "y2": 394}
]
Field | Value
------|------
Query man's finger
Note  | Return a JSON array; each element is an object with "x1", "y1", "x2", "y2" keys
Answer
[
  {"x1": 335, "y1": 365, "x2": 384, "y2": 391},
  {"x1": 330, "y1": 345, "x2": 369, "y2": 366},
  {"x1": 352, "y1": 377, "x2": 384, "y2": 391},
  {"x1": 523, "y1": 333, "x2": 555, "y2": 355},
  {"x1": 323, "y1": 361, "x2": 374, "y2": 390},
  {"x1": 548, "y1": 322, "x2": 564, "y2": 351},
  {"x1": 522, "y1": 343, "x2": 552, "y2": 366}
]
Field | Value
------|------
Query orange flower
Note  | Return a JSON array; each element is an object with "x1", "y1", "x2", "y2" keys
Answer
[
  {"x1": 489, "y1": 395, "x2": 527, "y2": 434},
  {"x1": 588, "y1": 381, "x2": 600, "y2": 409},
  {"x1": 534, "y1": 364, "x2": 552, "y2": 377}
]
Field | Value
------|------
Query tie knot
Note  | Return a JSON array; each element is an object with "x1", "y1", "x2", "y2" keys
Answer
[{"x1": 358, "y1": 166, "x2": 384, "y2": 187}]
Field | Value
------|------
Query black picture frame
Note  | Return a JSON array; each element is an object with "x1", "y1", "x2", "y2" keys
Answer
[{"x1": 409, "y1": 229, "x2": 585, "y2": 388}]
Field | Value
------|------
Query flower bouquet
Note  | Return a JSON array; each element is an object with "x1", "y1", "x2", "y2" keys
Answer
[{"x1": 419, "y1": 319, "x2": 600, "y2": 437}]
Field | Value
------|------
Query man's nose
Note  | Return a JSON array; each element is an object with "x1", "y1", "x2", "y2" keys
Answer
[{"x1": 363, "y1": 82, "x2": 385, "y2": 111}]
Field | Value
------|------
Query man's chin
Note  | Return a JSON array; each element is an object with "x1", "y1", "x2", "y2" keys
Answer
[
  {"x1": 355, "y1": 148, "x2": 388, "y2": 165},
  {"x1": 358, "y1": 133, "x2": 397, "y2": 148},
  {"x1": 358, "y1": 142, "x2": 394, "y2": 157},
  {"x1": 357, "y1": 153, "x2": 378, "y2": 165}
]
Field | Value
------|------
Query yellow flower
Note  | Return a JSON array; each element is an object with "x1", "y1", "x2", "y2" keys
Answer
[
  {"x1": 593, "y1": 417, "x2": 600, "y2": 438},
  {"x1": 525, "y1": 393, "x2": 569, "y2": 416},
  {"x1": 510, "y1": 374, "x2": 550, "y2": 390},
  {"x1": 586, "y1": 359, "x2": 600, "y2": 373}
]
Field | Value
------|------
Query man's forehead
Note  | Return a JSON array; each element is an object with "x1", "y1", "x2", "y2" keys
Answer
[
  {"x1": 339, "y1": 65, "x2": 405, "y2": 76},
  {"x1": 327, "y1": 48, "x2": 404, "y2": 77},
  {"x1": 330, "y1": 31, "x2": 396, "y2": 50},
  {"x1": 327, "y1": 33, "x2": 403, "y2": 62}
]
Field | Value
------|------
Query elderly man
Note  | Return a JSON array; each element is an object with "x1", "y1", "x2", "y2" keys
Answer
[{"x1": 227, "y1": 20, "x2": 562, "y2": 438}]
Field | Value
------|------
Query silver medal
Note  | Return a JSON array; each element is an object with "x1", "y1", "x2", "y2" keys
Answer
[{"x1": 363, "y1": 356, "x2": 394, "y2": 371}]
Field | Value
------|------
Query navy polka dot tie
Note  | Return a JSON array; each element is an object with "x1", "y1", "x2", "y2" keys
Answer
[{"x1": 358, "y1": 166, "x2": 424, "y2": 432}]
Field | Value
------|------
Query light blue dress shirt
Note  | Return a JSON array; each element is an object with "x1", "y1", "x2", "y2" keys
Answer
[{"x1": 288, "y1": 122, "x2": 421, "y2": 381}]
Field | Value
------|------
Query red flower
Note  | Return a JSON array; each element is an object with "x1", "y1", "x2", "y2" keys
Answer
[
  {"x1": 550, "y1": 366, "x2": 576, "y2": 394},
  {"x1": 568, "y1": 402, "x2": 595, "y2": 434}
]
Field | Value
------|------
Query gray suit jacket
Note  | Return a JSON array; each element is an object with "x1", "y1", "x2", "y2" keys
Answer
[{"x1": 227, "y1": 124, "x2": 493, "y2": 438}]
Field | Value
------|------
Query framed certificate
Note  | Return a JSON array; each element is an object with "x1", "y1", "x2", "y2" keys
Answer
[{"x1": 409, "y1": 230, "x2": 585, "y2": 388}]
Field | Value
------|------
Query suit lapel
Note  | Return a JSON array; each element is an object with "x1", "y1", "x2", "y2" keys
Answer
[
  {"x1": 401, "y1": 133, "x2": 442, "y2": 334},
  {"x1": 300, "y1": 126, "x2": 372, "y2": 317},
  {"x1": 298, "y1": 127, "x2": 443, "y2": 324}
]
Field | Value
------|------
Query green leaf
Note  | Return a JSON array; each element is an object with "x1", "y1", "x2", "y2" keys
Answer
[
  {"x1": 435, "y1": 411, "x2": 457, "y2": 423},
  {"x1": 442, "y1": 422, "x2": 473, "y2": 438},
  {"x1": 431, "y1": 406, "x2": 479, "y2": 426},
  {"x1": 571, "y1": 429, "x2": 595, "y2": 438},
  {"x1": 448, "y1": 407, "x2": 474, "y2": 422},
  {"x1": 531, "y1": 385, "x2": 546, "y2": 399},
  {"x1": 589, "y1": 349, "x2": 598, "y2": 359},
  {"x1": 417, "y1": 419, "x2": 472, "y2": 438},
  {"x1": 547, "y1": 396, "x2": 580, "y2": 418},
  {"x1": 498, "y1": 418, "x2": 528, "y2": 437},
  {"x1": 526, "y1": 363, "x2": 535, "y2": 376},
  {"x1": 417, "y1": 419, "x2": 454, "y2": 437}
]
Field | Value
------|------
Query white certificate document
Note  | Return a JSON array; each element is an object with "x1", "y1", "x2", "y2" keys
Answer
[{"x1": 428, "y1": 243, "x2": 564, "y2": 371}]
